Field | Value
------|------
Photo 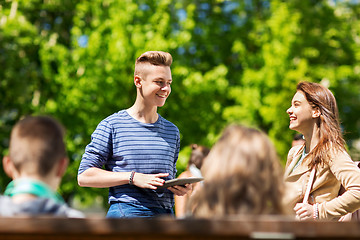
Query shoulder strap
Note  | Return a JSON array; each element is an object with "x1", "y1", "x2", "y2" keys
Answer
[{"x1": 303, "y1": 166, "x2": 316, "y2": 204}]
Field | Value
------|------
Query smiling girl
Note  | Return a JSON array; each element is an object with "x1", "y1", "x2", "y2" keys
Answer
[{"x1": 283, "y1": 81, "x2": 360, "y2": 221}]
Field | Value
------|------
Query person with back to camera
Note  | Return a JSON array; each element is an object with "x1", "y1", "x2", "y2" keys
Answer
[
  {"x1": 77, "y1": 51, "x2": 191, "y2": 218},
  {"x1": 0, "y1": 116, "x2": 84, "y2": 217},
  {"x1": 284, "y1": 81, "x2": 360, "y2": 221},
  {"x1": 188, "y1": 125, "x2": 285, "y2": 217},
  {"x1": 175, "y1": 144, "x2": 210, "y2": 218}
]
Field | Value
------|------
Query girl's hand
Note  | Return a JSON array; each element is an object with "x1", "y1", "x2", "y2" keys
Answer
[
  {"x1": 294, "y1": 203, "x2": 314, "y2": 220},
  {"x1": 168, "y1": 184, "x2": 192, "y2": 196},
  {"x1": 132, "y1": 172, "x2": 168, "y2": 189}
]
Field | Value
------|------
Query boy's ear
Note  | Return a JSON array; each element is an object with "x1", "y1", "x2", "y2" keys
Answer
[
  {"x1": 312, "y1": 106, "x2": 321, "y2": 118},
  {"x1": 134, "y1": 75, "x2": 142, "y2": 88},
  {"x1": 56, "y1": 157, "x2": 69, "y2": 178},
  {"x1": 2, "y1": 156, "x2": 16, "y2": 179}
]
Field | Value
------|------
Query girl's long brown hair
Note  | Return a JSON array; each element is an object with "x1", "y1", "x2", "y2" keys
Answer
[
  {"x1": 297, "y1": 81, "x2": 346, "y2": 167},
  {"x1": 188, "y1": 125, "x2": 284, "y2": 217}
]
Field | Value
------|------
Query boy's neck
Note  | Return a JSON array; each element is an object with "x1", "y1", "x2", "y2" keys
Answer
[
  {"x1": 127, "y1": 104, "x2": 158, "y2": 123},
  {"x1": 11, "y1": 193, "x2": 38, "y2": 204}
]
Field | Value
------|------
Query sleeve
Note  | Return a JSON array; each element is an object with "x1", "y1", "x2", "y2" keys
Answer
[
  {"x1": 318, "y1": 151, "x2": 360, "y2": 219},
  {"x1": 77, "y1": 119, "x2": 113, "y2": 175}
]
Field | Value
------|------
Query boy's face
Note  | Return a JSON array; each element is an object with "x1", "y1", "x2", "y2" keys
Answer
[{"x1": 137, "y1": 64, "x2": 172, "y2": 107}]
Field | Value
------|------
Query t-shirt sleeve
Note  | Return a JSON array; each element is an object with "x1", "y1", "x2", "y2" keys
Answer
[{"x1": 78, "y1": 119, "x2": 113, "y2": 175}]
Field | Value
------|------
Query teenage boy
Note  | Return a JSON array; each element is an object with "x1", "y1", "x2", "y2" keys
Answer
[
  {"x1": 78, "y1": 51, "x2": 190, "y2": 218},
  {"x1": 0, "y1": 116, "x2": 84, "y2": 217}
]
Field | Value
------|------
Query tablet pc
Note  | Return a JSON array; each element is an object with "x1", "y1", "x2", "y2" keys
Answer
[{"x1": 159, "y1": 177, "x2": 204, "y2": 188}]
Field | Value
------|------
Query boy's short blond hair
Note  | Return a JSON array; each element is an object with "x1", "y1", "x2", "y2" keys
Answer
[
  {"x1": 9, "y1": 116, "x2": 66, "y2": 177},
  {"x1": 134, "y1": 51, "x2": 172, "y2": 77}
]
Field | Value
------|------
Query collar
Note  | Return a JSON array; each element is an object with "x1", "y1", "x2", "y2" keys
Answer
[{"x1": 4, "y1": 178, "x2": 64, "y2": 204}]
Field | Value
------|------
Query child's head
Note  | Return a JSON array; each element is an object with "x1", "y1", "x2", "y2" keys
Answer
[
  {"x1": 296, "y1": 81, "x2": 342, "y2": 141},
  {"x1": 292, "y1": 81, "x2": 345, "y2": 166},
  {"x1": 134, "y1": 51, "x2": 172, "y2": 78},
  {"x1": 133, "y1": 51, "x2": 173, "y2": 108},
  {"x1": 6, "y1": 116, "x2": 66, "y2": 178},
  {"x1": 296, "y1": 81, "x2": 340, "y2": 131},
  {"x1": 189, "y1": 124, "x2": 284, "y2": 217},
  {"x1": 188, "y1": 144, "x2": 210, "y2": 170}
]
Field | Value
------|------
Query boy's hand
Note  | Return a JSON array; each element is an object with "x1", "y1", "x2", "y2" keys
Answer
[
  {"x1": 133, "y1": 172, "x2": 169, "y2": 189},
  {"x1": 168, "y1": 184, "x2": 192, "y2": 196}
]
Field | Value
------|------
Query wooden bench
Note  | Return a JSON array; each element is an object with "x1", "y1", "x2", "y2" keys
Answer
[{"x1": 0, "y1": 215, "x2": 360, "y2": 240}]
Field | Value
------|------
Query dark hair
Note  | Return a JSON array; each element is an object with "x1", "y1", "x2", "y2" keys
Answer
[
  {"x1": 188, "y1": 144, "x2": 210, "y2": 169},
  {"x1": 9, "y1": 116, "x2": 66, "y2": 176},
  {"x1": 293, "y1": 134, "x2": 304, "y2": 141}
]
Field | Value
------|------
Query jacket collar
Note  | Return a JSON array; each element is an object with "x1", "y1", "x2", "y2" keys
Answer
[{"x1": 284, "y1": 145, "x2": 311, "y2": 179}]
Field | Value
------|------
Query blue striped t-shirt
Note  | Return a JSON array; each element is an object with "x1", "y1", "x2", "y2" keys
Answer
[{"x1": 78, "y1": 110, "x2": 180, "y2": 209}]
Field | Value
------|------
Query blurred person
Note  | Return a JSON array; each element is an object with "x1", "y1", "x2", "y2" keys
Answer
[
  {"x1": 284, "y1": 81, "x2": 360, "y2": 220},
  {"x1": 292, "y1": 133, "x2": 305, "y2": 147},
  {"x1": 175, "y1": 144, "x2": 210, "y2": 218},
  {"x1": 188, "y1": 125, "x2": 285, "y2": 217},
  {"x1": 78, "y1": 51, "x2": 190, "y2": 218},
  {"x1": 0, "y1": 116, "x2": 84, "y2": 217}
]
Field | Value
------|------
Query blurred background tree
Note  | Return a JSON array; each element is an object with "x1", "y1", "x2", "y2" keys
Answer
[{"x1": 1, "y1": 0, "x2": 359, "y2": 213}]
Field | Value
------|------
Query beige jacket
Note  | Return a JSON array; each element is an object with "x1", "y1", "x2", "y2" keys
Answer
[{"x1": 284, "y1": 145, "x2": 360, "y2": 220}]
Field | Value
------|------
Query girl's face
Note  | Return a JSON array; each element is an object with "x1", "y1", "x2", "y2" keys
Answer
[{"x1": 286, "y1": 91, "x2": 319, "y2": 133}]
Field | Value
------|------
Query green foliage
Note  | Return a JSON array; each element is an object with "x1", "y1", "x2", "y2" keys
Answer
[{"x1": 1, "y1": 0, "x2": 360, "y2": 209}]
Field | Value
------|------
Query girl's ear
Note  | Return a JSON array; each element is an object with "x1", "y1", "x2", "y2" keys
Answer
[
  {"x1": 134, "y1": 75, "x2": 142, "y2": 88},
  {"x1": 312, "y1": 106, "x2": 321, "y2": 118}
]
